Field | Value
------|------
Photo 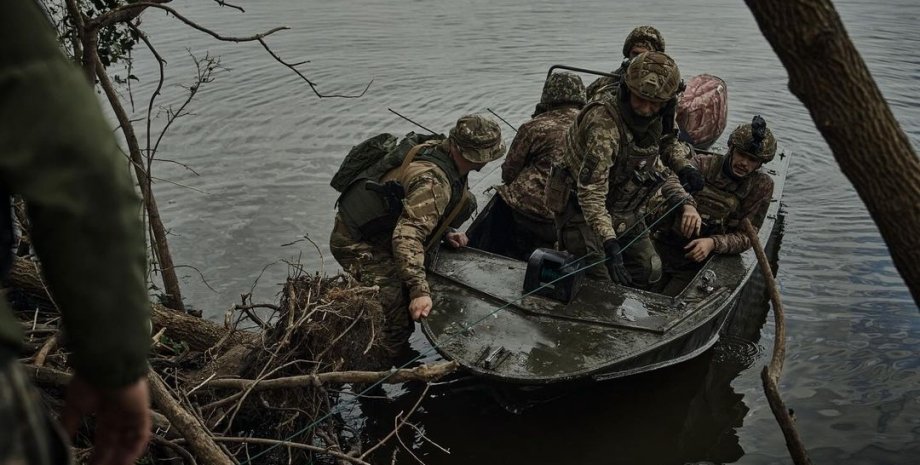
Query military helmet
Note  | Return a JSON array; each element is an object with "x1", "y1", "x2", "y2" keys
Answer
[
  {"x1": 728, "y1": 115, "x2": 777, "y2": 163},
  {"x1": 622, "y1": 25, "x2": 666, "y2": 57},
  {"x1": 541, "y1": 72, "x2": 587, "y2": 107},
  {"x1": 449, "y1": 114, "x2": 506, "y2": 163},
  {"x1": 623, "y1": 51, "x2": 681, "y2": 103}
]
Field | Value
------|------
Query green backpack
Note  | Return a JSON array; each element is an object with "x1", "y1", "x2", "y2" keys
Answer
[{"x1": 330, "y1": 132, "x2": 445, "y2": 192}]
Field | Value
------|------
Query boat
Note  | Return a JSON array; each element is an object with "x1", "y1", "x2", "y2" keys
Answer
[{"x1": 419, "y1": 69, "x2": 788, "y2": 383}]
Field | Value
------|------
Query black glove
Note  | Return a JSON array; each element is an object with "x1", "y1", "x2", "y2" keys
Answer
[
  {"x1": 678, "y1": 165, "x2": 705, "y2": 194},
  {"x1": 603, "y1": 239, "x2": 633, "y2": 285}
]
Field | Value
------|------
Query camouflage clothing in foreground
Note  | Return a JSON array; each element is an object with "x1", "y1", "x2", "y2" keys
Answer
[{"x1": 498, "y1": 107, "x2": 580, "y2": 220}]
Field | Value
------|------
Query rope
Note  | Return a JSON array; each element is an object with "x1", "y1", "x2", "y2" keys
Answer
[{"x1": 239, "y1": 189, "x2": 692, "y2": 462}]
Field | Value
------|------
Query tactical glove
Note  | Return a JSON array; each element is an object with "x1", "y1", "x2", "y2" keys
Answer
[
  {"x1": 678, "y1": 165, "x2": 705, "y2": 194},
  {"x1": 603, "y1": 239, "x2": 633, "y2": 285}
]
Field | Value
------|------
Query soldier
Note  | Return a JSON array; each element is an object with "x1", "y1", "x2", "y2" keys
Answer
[
  {"x1": 586, "y1": 26, "x2": 705, "y2": 194},
  {"x1": 330, "y1": 115, "x2": 505, "y2": 353},
  {"x1": 586, "y1": 25, "x2": 666, "y2": 102},
  {"x1": 654, "y1": 116, "x2": 777, "y2": 294},
  {"x1": 1, "y1": 2, "x2": 151, "y2": 464},
  {"x1": 496, "y1": 72, "x2": 586, "y2": 259},
  {"x1": 547, "y1": 51, "x2": 696, "y2": 288}
]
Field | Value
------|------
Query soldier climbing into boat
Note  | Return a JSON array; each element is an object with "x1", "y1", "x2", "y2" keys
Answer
[
  {"x1": 330, "y1": 114, "x2": 505, "y2": 355},
  {"x1": 496, "y1": 72, "x2": 586, "y2": 259},
  {"x1": 546, "y1": 51, "x2": 695, "y2": 289},
  {"x1": 586, "y1": 25, "x2": 705, "y2": 195},
  {"x1": 652, "y1": 115, "x2": 777, "y2": 295}
]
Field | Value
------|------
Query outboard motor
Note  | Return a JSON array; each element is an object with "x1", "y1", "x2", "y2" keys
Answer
[{"x1": 523, "y1": 248, "x2": 584, "y2": 303}]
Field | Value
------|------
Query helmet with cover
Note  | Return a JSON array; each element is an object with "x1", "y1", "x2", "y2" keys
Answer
[
  {"x1": 623, "y1": 51, "x2": 681, "y2": 103},
  {"x1": 728, "y1": 115, "x2": 776, "y2": 163},
  {"x1": 448, "y1": 114, "x2": 506, "y2": 163},
  {"x1": 622, "y1": 25, "x2": 666, "y2": 58},
  {"x1": 541, "y1": 72, "x2": 587, "y2": 108}
]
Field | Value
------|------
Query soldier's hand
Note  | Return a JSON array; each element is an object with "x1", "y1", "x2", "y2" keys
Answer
[
  {"x1": 445, "y1": 231, "x2": 469, "y2": 248},
  {"x1": 409, "y1": 295, "x2": 433, "y2": 320},
  {"x1": 678, "y1": 165, "x2": 705, "y2": 194},
  {"x1": 61, "y1": 375, "x2": 150, "y2": 465},
  {"x1": 602, "y1": 239, "x2": 633, "y2": 285},
  {"x1": 684, "y1": 238, "x2": 715, "y2": 262},
  {"x1": 680, "y1": 204, "x2": 702, "y2": 238}
]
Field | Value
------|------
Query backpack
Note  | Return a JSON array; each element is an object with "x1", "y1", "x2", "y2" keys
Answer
[{"x1": 330, "y1": 131, "x2": 445, "y2": 192}]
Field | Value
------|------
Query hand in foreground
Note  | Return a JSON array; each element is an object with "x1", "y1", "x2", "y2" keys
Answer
[
  {"x1": 684, "y1": 238, "x2": 716, "y2": 262},
  {"x1": 60, "y1": 375, "x2": 150, "y2": 465},
  {"x1": 409, "y1": 295, "x2": 433, "y2": 321},
  {"x1": 445, "y1": 231, "x2": 469, "y2": 248},
  {"x1": 603, "y1": 238, "x2": 633, "y2": 285},
  {"x1": 680, "y1": 204, "x2": 702, "y2": 238},
  {"x1": 678, "y1": 165, "x2": 705, "y2": 194}
]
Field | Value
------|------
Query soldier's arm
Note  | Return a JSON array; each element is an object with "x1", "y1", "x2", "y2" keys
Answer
[
  {"x1": 660, "y1": 136, "x2": 693, "y2": 174},
  {"x1": 391, "y1": 169, "x2": 451, "y2": 299},
  {"x1": 574, "y1": 108, "x2": 619, "y2": 242},
  {"x1": 0, "y1": 1, "x2": 149, "y2": 388},
  {"x1": 659, "y1": 161, "x2": 696, "y2": 210},
  {"x1": 501, "y1": 123, "x2": 535, "y2": 184},
  {"x1": 711, "y1": 175, "x2": 775, "y2": 254}
]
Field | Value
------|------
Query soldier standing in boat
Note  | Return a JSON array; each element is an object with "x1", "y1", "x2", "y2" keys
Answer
[
  {"x1": 546, "y1": 51, "x2": 696, "y2": 288},
  {"x1": 586, "y1": 25, "x2": 667, "y2": 102},
  {"x1": 653, "y1": 116, "x2": 777, "y2": 294},
  {"x1": 496, "y1": 72, "x2": 586, "y2": 259},
  {"x1": 330, "y1": 115, "x2": 505, "y2": 354},
  {"x1": 587, "y1": 25, "x2": 705, "y2": 195}
]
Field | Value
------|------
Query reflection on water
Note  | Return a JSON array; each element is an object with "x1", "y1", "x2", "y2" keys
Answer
[{"x1": 130, "y1": 0, "x2": 919, "y2": 462}]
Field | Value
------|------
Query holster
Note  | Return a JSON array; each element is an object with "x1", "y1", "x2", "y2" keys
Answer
[{"x1": 545, "y1": 164, "x2": 573, "y2": 215}]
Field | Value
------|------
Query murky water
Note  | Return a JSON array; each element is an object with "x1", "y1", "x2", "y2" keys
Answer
[{"x1": 128, "y1": 0, "x2": 919, "y2": 462}]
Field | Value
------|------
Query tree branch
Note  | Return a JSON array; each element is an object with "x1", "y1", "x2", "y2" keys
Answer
[{"x1": 200, "y1": 362, "x2": 458, "y2": 392}]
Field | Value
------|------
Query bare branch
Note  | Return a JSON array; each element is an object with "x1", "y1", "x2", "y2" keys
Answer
[
  {"x1": 199, "y1": 362, "x2": 458, "y2": 392},
  {"x1": 361, "y1": 384, "x2": 430, "y2": 460},
  {"x1": 258, "y1": 38, "x2": 373, "y2": 99},
  {"x1": 120, "y1": 3, "x2": 288, "y2": 42},
  {"x1": 211, "y1": 0, "x2": 245, "y2": 13},
  {"x1": 202, "y1": 437, "x2": 371, "y2": 465}
]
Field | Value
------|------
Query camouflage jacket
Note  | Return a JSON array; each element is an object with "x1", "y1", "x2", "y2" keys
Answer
[
  {"x1": 497, "y1": 107, "x2": 579, "y2": 219},
  {"x1": 0, "y1": 0, "x2": 150, "y2": 387},
  {"x1": 561, "y1": 102, "x2": 693, "y2": 242},
  {"x1": 692, "y1": 153, "x2": 774, "y2": 254},
  {"x1": 383, "y1": 155, "x2": 469, "y2": 299}
]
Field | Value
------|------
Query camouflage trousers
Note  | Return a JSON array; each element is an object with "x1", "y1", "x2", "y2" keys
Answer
[
  {"x1": 329, "y1": 216, "x2": 413, "y2": 354},
  {"x1": 555, "y1": 204, "x2": 662, "y2": 288},
  {"x1": 0, "y1": 349, "x2": 72, "y2": 465}
]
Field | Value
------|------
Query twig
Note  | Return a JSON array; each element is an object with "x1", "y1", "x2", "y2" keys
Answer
[
  {"x1": 33, "y1": 334, "x2": 58, "y2": 367},
  {"x1": 173, "y1": 264, "x2": 218, "y2": 293},
  {"x1": 257, "y1": 38, "x2": 373, "y2": 99},
  {"x1": 406, "y1": 422, "x2": 450, "y2": 455},
  {"x1": 361, "y1": 384, "x2": 430, "y2": 460},
  {"x1": 742, "y1": 218, "x2": 812, "y2": 465},
  {"x1": 394, "y1": 414, "x2": 426, "y2": 465},
  {"x1": 201, "y1": 362, "x2": 457, "y2": 392},
  {"x1": 151, "y1": 436, "x2": 198, "y2": 465},
  {"x1": 200, "y1": 437, "x2": 371, "y2": 465},
  {"x1": 211, "y1": 0, "x2": 245, "y2": 13}
]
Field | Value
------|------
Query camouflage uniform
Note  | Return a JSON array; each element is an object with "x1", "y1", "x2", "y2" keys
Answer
[
  {"x1": 654, "y1": 117, "x2": 777, "y2": 293},
  {"x1": 497, "y1": 72, "x2": 585, "y2": 258},
  {"x1": 551, "y1": 52, "x2": 694, "y2": 286},
  {"x1": 331, "y1": 116, "x2": 504, "y2": 351},
  {"x1": 1, "y1": 2, "x2": 150, "y2": 463}
]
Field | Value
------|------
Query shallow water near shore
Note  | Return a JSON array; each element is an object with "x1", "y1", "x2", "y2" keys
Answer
[{"x1": 129, "y1": 0, "x2": 919, "y2": 462}]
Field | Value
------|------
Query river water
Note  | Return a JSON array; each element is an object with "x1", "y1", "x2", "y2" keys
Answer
[{"x1": 128, "y1": 0, "x2": 919, "y2": 463}]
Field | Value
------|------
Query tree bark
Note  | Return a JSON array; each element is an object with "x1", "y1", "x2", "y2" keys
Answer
[{"x1": 745, "y1": 0, "x2": 920, "y2": 308}]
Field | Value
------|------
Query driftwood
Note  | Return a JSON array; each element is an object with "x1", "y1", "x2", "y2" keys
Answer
[
  {"x1": 8, "y1": 255, "x2": 457, "y2": 463},
  {"x1": 742, "y1": 219, "x2": 813, "y2": 465}
]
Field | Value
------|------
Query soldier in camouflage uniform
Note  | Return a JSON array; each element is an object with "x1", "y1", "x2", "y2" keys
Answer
[
  {"x1": 330, "y1": 115, "x2": 505, "y2": 353},
  {"x1": 1, "y1": 2, "x2": 151, "y2": 464},
  {"x1": 586, "y1": 26, "x2": 705, "y2": 194},
  {"x1": 654, "y1": 116, "x2": 777, "y2": 294},
  {"x1": 496, "y1": 72, "x2": 586, "y2": 259},
  {"x1": 586, "y1": 25, "x2": 666, "y2": 102},
  {"x1": 547, "y1": 51, "x2": 696, "y2": 288}
]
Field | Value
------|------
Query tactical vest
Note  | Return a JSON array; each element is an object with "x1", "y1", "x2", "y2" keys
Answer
[
  {"x1": 693, "y1": 153, "x2": 753, "y2": 234},
  {"x1": 567, "y1": 99, "x2": 665, "y2": 230},
  {"x1": 337, "y1": 141, "x2": 468, "y2": 245}
]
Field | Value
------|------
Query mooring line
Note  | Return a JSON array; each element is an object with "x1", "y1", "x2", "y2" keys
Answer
[{"x1": 240, "y1": 188, "x2": 693, "y2": 463}]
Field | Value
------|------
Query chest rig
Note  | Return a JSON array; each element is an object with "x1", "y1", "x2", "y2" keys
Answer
[
  {"x1": 593, "y1": 100, "x2": 666, "y2": 221},
  {"x1": 693, "y1": 153, "x2": 753, "y2": 234}
]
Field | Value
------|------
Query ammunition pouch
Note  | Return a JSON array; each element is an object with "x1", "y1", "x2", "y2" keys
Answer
[{"x1": 545, "y1": 164, "x2": 573, "y2": 215}]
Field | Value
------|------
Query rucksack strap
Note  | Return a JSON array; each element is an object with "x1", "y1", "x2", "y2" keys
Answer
[
  {"x1": 425, "y1": 189, "x2": 471, "y2": 252},
  {"x1": 399, "y1": 141, "x2": 436, "y2": 175}
]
